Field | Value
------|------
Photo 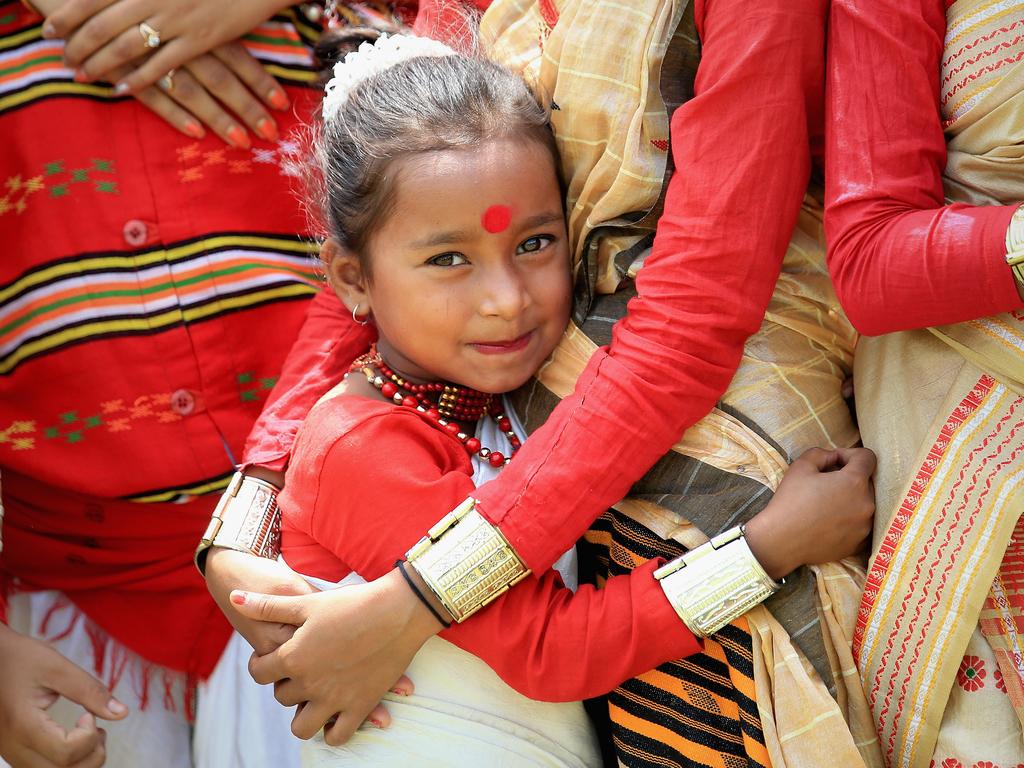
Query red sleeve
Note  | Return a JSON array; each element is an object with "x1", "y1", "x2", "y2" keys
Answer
[
  {"x1": 241, "y1": 285, "x2": 375, "y2": 471},
  {"x1": 286, "y1": 402, "x2": 700, "y2": 701},
  {"x1": 474, "y1": 0, "x2": 827, "y2": 570},
  {"x1": 823, "y1": 0, "x2": 1022, "y2": 336}
]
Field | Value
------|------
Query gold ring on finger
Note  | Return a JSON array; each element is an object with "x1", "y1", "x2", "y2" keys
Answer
[
  {"x1": 157, "y1": 69, "x2": 175, "y2": 92},
  {"x1": 139, "y1": 21, "x2": 162, "y2": 49}
]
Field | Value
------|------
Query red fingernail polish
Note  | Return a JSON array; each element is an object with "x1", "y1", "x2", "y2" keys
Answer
[
  {"x1": 389, "y1": 688, "x2": 408, "y2": 696},
  {"x1": 183, "y1": 121, "x2": 205, "y2": 139},
  {"x1": 230, "y1": 591, "x2": 247, "y2": 605},
  {"x1": 267, "y1": 88, "x2": 289, "y2": 110},
  {"x1": 226, "y1": 126, "x2": 251, "y2": 149},
  {"x1": 256, "y1": 118, "x2": 278, "y2": 142},
  {"x1": 369, "y1": 718, "x2": 383, "y2": 729}
]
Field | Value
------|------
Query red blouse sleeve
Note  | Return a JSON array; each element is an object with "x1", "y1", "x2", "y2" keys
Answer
[
  {"x1": 241, "y1": 286, "x2": 375, "y2": 471},
  {"x1": 824, "y1": 0, "x2": 1022, "y2": 336},
  {"x1": 474, "y1": 0, "x2": 827, "y2": 570},
  {"x1": 284, "y1": 402, "x2": 700, "y2": 701}
]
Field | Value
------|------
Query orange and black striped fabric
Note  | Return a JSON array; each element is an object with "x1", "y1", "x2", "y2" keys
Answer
[{"x1": 581, "y1": 511, "x2": 771, "y2": 768}]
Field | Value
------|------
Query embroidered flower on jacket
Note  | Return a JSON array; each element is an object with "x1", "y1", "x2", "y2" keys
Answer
[
  {"x1": 995, "y1": 667, "x2": 1007, "y2": 693},
  {"x1": 957, "y1": 655, "x2": 987, "y2": 691},
  {"x1": 938, "y1": 759, "x2": 962, "y2": 768}
]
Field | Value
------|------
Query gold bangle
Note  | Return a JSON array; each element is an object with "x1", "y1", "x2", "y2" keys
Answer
[
  {"x1": 194, "y1": 472, "x2": 281, "y2": 575},
  {"x1": 1006, "y1": 205, "x2": 1024, "y2": 287},
  {"x1": 654, "y1": 525, "x2": 782, "y2": 637},
  {"x1": 406, "y1": 498, "x2": 531, "y2": 623}
]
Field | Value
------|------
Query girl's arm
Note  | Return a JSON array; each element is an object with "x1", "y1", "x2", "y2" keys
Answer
[
  {"x1": 282, "y1": 405, "x2": 701, "y2": 703},
  {"x1": 824, "y1": 0, "x2": 1022, "y2": 336}
]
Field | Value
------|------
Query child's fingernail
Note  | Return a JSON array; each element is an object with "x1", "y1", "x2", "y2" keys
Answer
[
  {"x1": 73, "y1": 70, "x2": 89, "y2": 83},
  {"x1": 113, "y1": 82, "x2": 130, "y2": 96},
  {"x1": 389, "y1": 688, "x2": 409, "y2": 696},
  {"x1": 267, "y1": 87, "x2": 289, "y2": 110},
  {"x1": 107, "y1": 698, "x2": 128, "y2": 715},
  {"x1": 230, "y1": 591, "x2": 247, "y2": 606},
  {"x1": 256, "y1": 117, "x2": 278, "y2": 142},
  {"x1": 42, "y1": 23, "x2": 57, "y2": 38},
  {"x1": 183, "y1": 121, "x2": 205, "y2": 139},
  {"x1": 369, "y1": 718, "x2": 384, "y2": 729},
  {"x1": 226, "y1": 125, "x2": 250, "y2": 149}
]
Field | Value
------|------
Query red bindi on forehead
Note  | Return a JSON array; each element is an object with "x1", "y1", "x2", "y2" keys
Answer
[{"x1": 481, "y1": 204, "x2": 512, "y2": 234}]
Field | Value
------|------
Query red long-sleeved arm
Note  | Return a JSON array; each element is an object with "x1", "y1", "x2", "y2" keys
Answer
[
  {"x1": 281, "y1": 401, "x2": 700, "y2": 701},
  {"x1": 823, "y1": 0, "x2": 1022, "y2": 336},
  {"x1": 474, "y1": 0, "x2": 826, "y2": 569},
  {"x1": 242, "y1": 285, "x2": 375, "y2": 471}
]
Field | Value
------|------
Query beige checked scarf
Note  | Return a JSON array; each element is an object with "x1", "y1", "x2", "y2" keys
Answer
[
  {"x1": 852, "y1": 2, "x2": 1024, "y2": 767},
  {"x1": 482, "y1": 0, "x2": 881, "y2": 765}
]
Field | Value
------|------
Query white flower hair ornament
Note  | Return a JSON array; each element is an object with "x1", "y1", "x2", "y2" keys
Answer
[{"x1": 322, "y1": 34, "x2": 458, "y2": 121}]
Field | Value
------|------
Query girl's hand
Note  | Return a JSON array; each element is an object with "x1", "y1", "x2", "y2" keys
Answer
[
  {"x1": 743, "y1": 447, "x2": 876, "y2": 580},
  {"x1": 0, "y1": 623, "x2": 128, "y2": 768},
  {"x1": 45, "y1": 0, "x2": 287, "y2": 93},
  {"x1": 130, "y1": 42, "x2": 289, "y2": 147},
  {"x1": 232, "y1": 570, "x2": 426, "y2": 745},
  {"x1": 204, "y1": 548, "x2": 314, "y2": 656}
]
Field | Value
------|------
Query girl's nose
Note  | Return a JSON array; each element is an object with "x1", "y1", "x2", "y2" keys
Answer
[{"x1": 478, "y1": 265, "x2": 530, "y2": 319}]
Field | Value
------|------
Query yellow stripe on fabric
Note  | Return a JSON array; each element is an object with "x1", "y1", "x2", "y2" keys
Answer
[
  {"x1": 946, "y1": 1, "x2": 1024, "y2": 49},
  {"x1": 0, "y1": 235, "x2": 319, "y2": 304},
  {"x1": 0, "y1": 80, "x2": 112, "y2": 111},
  {"x1": 128, "y1": 475, "x2": 233, "y2": 503},
  {"x1": 0, "y1": 282, "x2": 315, "y2": 374},
  {"x1": 262, "y1": 62, "x2": 318, "y2": 83},
  {"x1": 609, "y1": 703, "x2": 733, "y2": 768},
  {"x1": 0, "y1": 25, "x2": 41, "y2": 52},
  {"x1": 180, "y1": 283, "x2": 315, "y2": 323}
]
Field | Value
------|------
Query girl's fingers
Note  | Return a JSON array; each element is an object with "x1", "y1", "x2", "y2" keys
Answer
[
  {"x1": 184, "y1": 52, "x2": 276, "y2": 141},
  {"x1": 131, "y1": 77, "x2": 206, "y2": 139},
  {"x1": 160, "y1": 65, "x2": 250, "y2": 148},
  {"x1": 211, "y1": 42, "x2": 290, "y2": 112},
  {"x1": 290, "y1": 701, "x2": 338, "y2": 741}
]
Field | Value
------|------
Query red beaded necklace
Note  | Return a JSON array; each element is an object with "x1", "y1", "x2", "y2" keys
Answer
[{"x1": 351, "y1": 346, "x2": 522, "y2": 468}]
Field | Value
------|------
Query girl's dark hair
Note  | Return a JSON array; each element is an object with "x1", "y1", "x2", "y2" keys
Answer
[{"x1": 311, "y1": 38, "x2": 558, "y2": 270}]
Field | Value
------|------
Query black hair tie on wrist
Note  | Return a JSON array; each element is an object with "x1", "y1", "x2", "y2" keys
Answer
[{"x1": 395, "y1": 559, "x2": 452, "y2": 629}]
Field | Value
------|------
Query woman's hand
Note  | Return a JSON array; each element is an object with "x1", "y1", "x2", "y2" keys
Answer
[
  {"x1": 0, "y1": 623, "x2": 128, "y2": 768},
  {"x1": 744, "y1": 447, "x2": 876, "y2": 580},
  {"x1": 231, "y1": 568, "x2": 428, "y2": 745},
  {"x1": 45, "y1": 0, "x2": 289, "y2": 93},
  {"x1": 130, "y1": 42, "x2": 289, "y2": 147}
]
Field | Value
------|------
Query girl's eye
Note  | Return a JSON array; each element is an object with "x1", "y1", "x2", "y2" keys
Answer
[
  {"x1": 518, "y1": 235, "x2": 554, "y2": 254},
  {"x1": 427, "y1": 252, "x2": 469, "y2": 267}
]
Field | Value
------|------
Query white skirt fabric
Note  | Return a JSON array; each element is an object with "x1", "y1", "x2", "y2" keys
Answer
[{"x1": 3, "y1": 589, "x2": 301, "y2": 768}]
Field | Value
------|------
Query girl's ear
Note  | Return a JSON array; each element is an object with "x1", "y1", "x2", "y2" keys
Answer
[{"x1": 321, "y1": 238, "x2": 372, "y2": 315}]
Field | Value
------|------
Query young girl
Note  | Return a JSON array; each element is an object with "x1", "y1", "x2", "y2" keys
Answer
[{"x1": 274, "y1": 33, "x2": 875, "y2": 766}]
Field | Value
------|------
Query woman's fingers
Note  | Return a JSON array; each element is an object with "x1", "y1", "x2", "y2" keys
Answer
[
  {"x1": 60, "y1": 0, "x2": 152, "y2": 70},
  {"x1": 157, "y1": 64, "x2": 251, "y2": 148},
  {"x1": 43, "y1": 0, "x2": 117, "y2": 42},
  {"x1": 212, "y1": 42, "x2": 290, "y2": 112},
  {"x1": 184, "y1": 50, "x2": 277, "y2": 141},
  {"x1": 132, "y1": 77, "x2": 205, "y2": 139}
]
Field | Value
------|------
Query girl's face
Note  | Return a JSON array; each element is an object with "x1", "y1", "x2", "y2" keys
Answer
[{"x1": 334, "y1": 137, "x2": 571, "y2": 394}]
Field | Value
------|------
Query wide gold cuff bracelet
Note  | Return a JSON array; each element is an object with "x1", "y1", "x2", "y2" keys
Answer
[
  {"x1": 653, "y1": 525, "x2": 782, "y2": 638},
  {"x1": 194, "y1": 472, "x2": 281, "y2": 575},
  {"x1": 406, "y1": 498, "x2": 531, "y2": 623},
  {"x1": 1006, "y1": 205, "x2": 1024, "y2": 287}
]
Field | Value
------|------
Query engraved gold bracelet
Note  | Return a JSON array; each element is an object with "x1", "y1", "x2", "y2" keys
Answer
[
  {"x1": 653, "y1": 525, "x2": 782, "y2": 637},
  {"x1": 405, "y1": 498, "x2": 531, "y2": 623}
]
